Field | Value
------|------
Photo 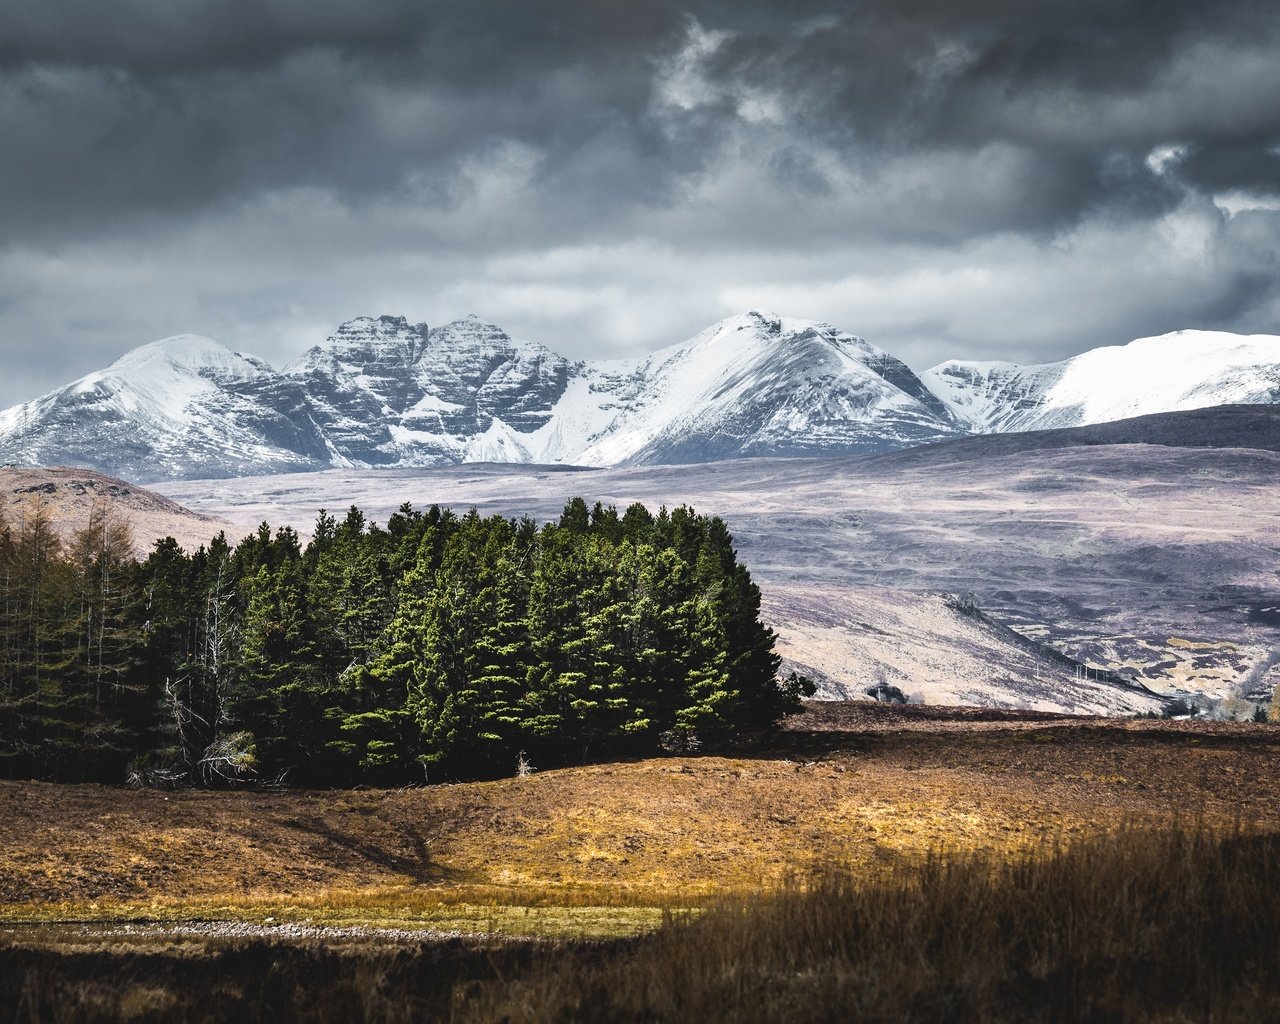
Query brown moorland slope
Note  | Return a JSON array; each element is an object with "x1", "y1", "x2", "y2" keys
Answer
[{"x1": 0, "y1": 466, "x2": 237, "y2": 553}]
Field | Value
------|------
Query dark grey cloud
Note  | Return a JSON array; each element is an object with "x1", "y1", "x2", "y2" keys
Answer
[
  {"x1": 0, "y1": 5, "x2": 686, "y2": 236},
  {"x1": 703, "y1": 0, "x2": 1280, "y2": 219},
  {"x1": 4, "y1": 0, "x2": 1277, "y2": 236},
  {"x1": 0, "y1": 1, "x2": 689, "y2": 74},
  {"x1": 0, "y1": 0, "x2": 1276, "y2": 408},
  {"x1": 1180, "y1": 145, "x2": 1280, "y2": 197}
]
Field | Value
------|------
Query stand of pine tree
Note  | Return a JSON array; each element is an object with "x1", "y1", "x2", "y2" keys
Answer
[{"x1": 0, "y1": 497, "x2": 812, "y2": 786}]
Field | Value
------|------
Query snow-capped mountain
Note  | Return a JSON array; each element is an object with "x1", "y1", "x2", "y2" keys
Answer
[
  {"x1": 0, "y1": 336, "x2": 330, "y2": 480},
  {"x1": 284, "y1": 310, "x2": 963, "y2": 469},
  {"x1": 0, "y1": 310, "x2": 963, "y2": 481},
  {"x1": 924, "y1": 330, "x2": 1280, "y2": 433},
  {"x1": 574, "y1": 312, "x2": 961, "y2": 464},
  {"x1": 2, "y1": 316, "x2": 1278, "y2": 481}
]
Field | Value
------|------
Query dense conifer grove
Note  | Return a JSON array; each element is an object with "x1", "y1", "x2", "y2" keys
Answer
[{"x1": 0, "y1": 497, "x2": 812, "y2": 786}]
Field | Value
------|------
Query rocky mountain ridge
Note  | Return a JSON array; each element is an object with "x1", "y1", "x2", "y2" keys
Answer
[{"x1": 0, "y1": 314, "x2": 1277, "y2": 481}]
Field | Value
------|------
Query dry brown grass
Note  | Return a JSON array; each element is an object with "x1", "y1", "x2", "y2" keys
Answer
[
  {"x1": 2, "y1": 703, "x2": 1278, "y2": 939},
  {"x1": 462, "y1": 823, "x2": 1280, "y2": 1024},
  {"x1": 4, "y1": 823, "x2": 1278, "y2": 1023}
]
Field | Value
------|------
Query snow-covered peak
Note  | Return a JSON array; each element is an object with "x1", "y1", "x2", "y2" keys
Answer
[
  {"x1": 425, "y1": 317, "x2": 568, "y2": 371},
  {"x1": 925, "y1": 329, "x2": 1280, "y2": 433},
  {"x1": 639, "y1": 313, "x2": 852, "y2": 373},
  {"x1": 330, "y1": 314, "x2": 419, "y2": 338},
  {"x1": 699, "y1": 309, "x2": 790, "y2": 341},
  {"x1": 427, "y1": 315, "x2": 524, "y2": 351},
  {"x1": 287, "y1": 315, "x2": 428, "y2": 377},
  {"x1": 574, "y1": 310, "x2": 960, "y2": 465},
  {"x1": 107, "y1": 334, "x2": 265, "y2": 381},
  {"x1": 0, "y1": 331, "x2": 327, "y2": 481},
  {"x1": 1041, "y1": 330, "x2": 1280, "y2": 424},
  {"x1": 61, "y1": 335, "x2": 271, "y2": 419}
]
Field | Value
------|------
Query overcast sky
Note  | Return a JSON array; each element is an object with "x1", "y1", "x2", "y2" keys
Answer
[{"x1": 1, "y1": 0, "x2": 1278, "y2": 407}]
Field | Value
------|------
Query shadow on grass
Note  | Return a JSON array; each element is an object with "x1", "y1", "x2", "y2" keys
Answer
[{"x1": 277, "y1": 816, "x2": 449, "y2": 885}]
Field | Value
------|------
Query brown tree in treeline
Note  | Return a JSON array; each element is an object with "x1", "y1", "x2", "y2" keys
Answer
[
  {"x1": 0, "y1": 498, "x2": 812, "y2": 787},
  {"x1": 0, "y1": 499, "x2": 144, "y2": 780}
]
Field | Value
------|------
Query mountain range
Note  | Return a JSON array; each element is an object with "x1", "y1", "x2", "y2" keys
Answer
[{"x1": 1, "y1": 311, "x2": 1277, "y2": 481}]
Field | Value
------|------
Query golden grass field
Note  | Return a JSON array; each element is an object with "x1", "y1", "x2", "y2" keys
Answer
[{"x1": 3, "y1": 703, "x2": 1277, "y2": 940}]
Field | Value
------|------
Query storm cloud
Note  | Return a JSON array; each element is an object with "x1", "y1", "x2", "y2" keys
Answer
[{"x1": 0, "y1": 0, "x2": 1277, "y2": 405}]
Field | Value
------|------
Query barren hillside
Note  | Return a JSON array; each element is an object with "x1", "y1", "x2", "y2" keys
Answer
[{"x1": 0, "y1": 466, "x2": 238, "y2": 554}]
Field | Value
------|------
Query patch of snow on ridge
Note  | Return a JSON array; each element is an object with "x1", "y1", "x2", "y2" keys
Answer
[{"x1": 466, "y1": 419, "x2": 534, "y2": 463}]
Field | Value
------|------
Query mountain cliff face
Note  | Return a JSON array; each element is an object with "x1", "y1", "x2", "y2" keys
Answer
[
  {"x1": 283, "y1": 314, "x2": 576, "y2": 467},
  {"x1": 923, "y1": 330, "x2": 1280, "y2": 433},
  {"x1": 1, "y1": 317, "x2": 1277, "y2": 481}
]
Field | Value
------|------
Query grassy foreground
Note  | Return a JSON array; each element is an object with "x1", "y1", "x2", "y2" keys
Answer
[
  {"x1": 2, "y1": 705, "x2": 1279, "y2": 1020},
  {"x1": 3, "y1": 705, "x2": 1278, "y2": 937},
  {"x1": 3, "y1": 824, "x2": 1278, "y2": 1022},
  {"x1": 463, "y1": 824, "x2": 1280, "y2": 1023}
]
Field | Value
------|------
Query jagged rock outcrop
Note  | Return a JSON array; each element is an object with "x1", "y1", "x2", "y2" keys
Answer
[{"x1": 285, "y1": 314, "x2": 576, "y2": 466}]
